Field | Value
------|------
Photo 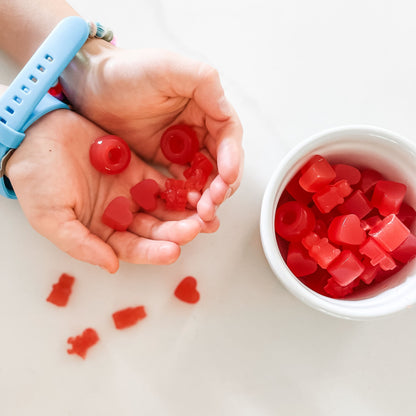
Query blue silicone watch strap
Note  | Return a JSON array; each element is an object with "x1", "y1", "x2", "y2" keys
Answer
[{"x1": 0, "y1": 16, "x2": 89, "y2": 198}]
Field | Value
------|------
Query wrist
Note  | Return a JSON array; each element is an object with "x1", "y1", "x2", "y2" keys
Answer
[{"x1": 60, "y1": 39, "x2": 117, "y2": 111}]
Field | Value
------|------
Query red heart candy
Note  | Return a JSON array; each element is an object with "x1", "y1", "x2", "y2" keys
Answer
[
  {"x1": 130, "y1": 179, "x2": 160, "y2": 211},
  {"x1": 328, "y1": 214, "x2": 366, "y2": 246},
  {"x1": 174, "y1": 276, "x2": 200, "y2": 304},
  {"x1": 102, "y1": 196, "x2": 133, "y2": 231},
  {"x1": 286, "y1": 242, "x2": 318, "y2": 277}
]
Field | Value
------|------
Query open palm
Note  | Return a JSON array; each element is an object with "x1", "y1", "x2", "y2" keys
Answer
[
  {"x1": 6, "y1": 109, "x2": 211, "y2": 272},
  {"x1": 61, "y1": 46, "x2": 244, "y2": 221}
]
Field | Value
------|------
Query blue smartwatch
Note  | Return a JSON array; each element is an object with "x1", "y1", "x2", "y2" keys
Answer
[{"x1": 0, "y1": 16, "x2": 89, "y2": 198}]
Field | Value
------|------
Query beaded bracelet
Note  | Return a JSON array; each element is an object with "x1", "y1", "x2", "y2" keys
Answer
[{"x1": 86, "y1": 21, "x2": 114, "y2": 43}]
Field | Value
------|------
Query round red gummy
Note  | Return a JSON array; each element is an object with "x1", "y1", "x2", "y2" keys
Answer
[
  {"x1": 160, "y1": 124, "x2": 199, "y2": 165},
  {"x1": 90, "y1": 135, "x2": 131, "y2": 174},
  {"x1": 274, "y1": 201, "x2": 316, "y2": 242}
]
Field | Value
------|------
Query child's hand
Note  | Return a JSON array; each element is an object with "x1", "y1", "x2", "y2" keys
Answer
[
  {"x1": 61, "y1": 45, "x2": 244, "y2": 222},
  {"x1": 6, "y1": 109, "x2": 218, "y2": 273}
]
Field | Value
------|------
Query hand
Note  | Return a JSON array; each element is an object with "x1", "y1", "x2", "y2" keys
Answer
[
  {"x1": 61, "y1": 44, "x2": 244, "y2": 222},
  {"x1": 6, "y1": 109, "x2": 210, "y2": 273}
]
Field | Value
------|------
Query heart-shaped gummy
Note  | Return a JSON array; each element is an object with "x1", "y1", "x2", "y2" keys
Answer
[
  {"x1": 174, "y1": 276, "x2": 200, "y2": 304},
  {"x1": 286, "y1": 242, "x2": 318, "y2": 277},
  {"x1": 102, "y1": 196, "x2": 133, "y2": 231},
  {"x1": 130, "y1": 179, "x2": 160, "y2": 211},
  {"x1": 328, "y1": 214, "x2": 366, "y2": 246}
]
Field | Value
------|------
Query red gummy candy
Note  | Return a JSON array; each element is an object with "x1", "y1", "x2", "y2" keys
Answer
[
  {"x1": 46, "y1": 273, "x2": 75, "y2": 307},
  {"x1": 112, "y1": 306, "x2": 147, "y2": 330},
  {"x1": 359, "y1": 259, "x2": 379, "y2": 285},
  {"x1": 327, "y1": 250, "x2": 365, "y2": 287},
  {"x1": 391, "y1": 234, "x2": 416, "y2": 264},
  {"x1": 274, "y1": 201, "x2": 316, "y2": 242},
  {"x1": 328, "y1": 214, "x2": 366, "y2": 246},
  {"x1": 302, "y1": 232, "x2": 341, "y2": 269},
  {"x1": 67, "y1": 328, "x2": 99, "y2": 359},
  {"x1": 130, "y1": 179, "x2": 160, "y2": 211},
  {"x1": 397, "y1": 202, "x2": 416, "y2": 229},
  {"x1": 360, "y1": 215, "x2": 382, "y2": 232},
  {"x1": 160, "y1": 179, "x2": 188, "y2": 211},
  {"x1": 299, "y1": 155, "x2": 336, "y2": 193},
  {"x1": 298, "y1": 268, "x2": 329, "y2": 296},
  {"x1": 48, "y1": 81, "x2": 63, "y2": 98},
  {"x1": 90, "y1": 135, "x2": 131, "y2": 175},
  {"x1": 333, "y1": 163, "x2": 361, "y2": 186},
  {"x1": 174, "y1": 276, "x2": 200, "y2": 304},
  {"x1": 102, "y1": 196, "x2": 133, "y2": 231},
  {"x1": 359, "y1": 237, "x2": 396, "y2": 271},
  {"x1": 313, "y1": 179, "x2": 352, "y2": 214},
  {"x1": 324, "y1": 277, "x2": 360, "y2": 299},
  {"x1": 368, "y1": 214, "x2": 410, "y2": 252},
  {"x1": 338, "y1": 190, "x2": 372, "y2": 219},
  {"x1": 359, "y1": 169, "x2": 384, "y2": 194},
  {"x1": 286, "y1": 242, "x2": 318, "y2": 277},
  {"x1": 160, "y1": 124, "x2": 199, "y2": 165},
  {"x1": 314, "y1": 219, "x2": 328, "y2": 238},
  {"x1": 371, "y1": 180, "x2": 407, "y2": 216},
  {"x1": 183, "y1": 152, "x2": 214, "y2": 191},
  {"x1": 286, "y1": 170, "x2": 313, "y2": 205}
]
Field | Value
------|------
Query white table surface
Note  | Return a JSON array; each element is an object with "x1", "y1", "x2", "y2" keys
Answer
[{"x1": 1, "y1": 1, "x2": 416, "y2": 415}]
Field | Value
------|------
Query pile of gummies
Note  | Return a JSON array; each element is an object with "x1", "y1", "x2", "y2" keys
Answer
[
  {"x1": 274, "y1": 155, "x2": 416, "y2": 298},
  {"x1": 89, "y1": 124, "x2": 213, "y2": 231}
]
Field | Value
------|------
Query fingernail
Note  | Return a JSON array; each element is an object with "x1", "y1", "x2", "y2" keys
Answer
[{"x1": 218, "y1": 96, "x2": 233, "y2": 117}]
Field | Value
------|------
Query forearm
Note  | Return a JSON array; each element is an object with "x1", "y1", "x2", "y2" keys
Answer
[{"x1": 0, "y1": 0, "x2": 78, "y2": 65}]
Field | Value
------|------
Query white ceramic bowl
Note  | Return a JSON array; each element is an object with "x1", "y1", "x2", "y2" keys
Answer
[{"x1": 260, "y1": 125, "x2": 416, "y2": 320}]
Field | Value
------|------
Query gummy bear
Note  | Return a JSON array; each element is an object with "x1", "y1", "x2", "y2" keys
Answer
[
  {"x1": 160, "y1": 179, "x2": 188, "y2": 211},
  {"x1": 67, "y1": 328, "x2": 99, "y2": 359},
  {"x1": 183, "y1": 152, "x2": 213, "y2": 191},
  {"x1": 312, "y1": 179, "x2": 352, "y2": 214},
  {"x1": 302, "y1": 232, "x2": 341, "y2": 269},
  {"x1": 112, "y1": 306, "x2": 147, "y2": 330},
  {"x1": 46, "y1": 273, "x2": 75, "y2": 307}
]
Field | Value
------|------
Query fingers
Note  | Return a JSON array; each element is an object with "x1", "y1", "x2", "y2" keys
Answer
[
  {"x1": 169, "y1": 55, "x2": 244, "y2": 191},
  {"x1": 205, "y1": 108, "x2": 244, "y2": 189},
  {"x1": 129, "y1": 213, "x2": 201, "y2": 245},
  {"x1": 107, "y1": 231, "x2": 181, "y2": 265},
  {"x1": 40, "y1": 215, "x2": 119, "y2": 273}
]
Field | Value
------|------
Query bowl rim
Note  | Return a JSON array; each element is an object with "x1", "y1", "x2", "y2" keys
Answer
[{"x1": 260, "y1": 124, "x2": 416, "y2": 320}]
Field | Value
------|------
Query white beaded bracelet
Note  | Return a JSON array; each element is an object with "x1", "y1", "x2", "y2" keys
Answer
[{"x1": 86, "y1": 21, "x2": 114, "y2": 42}]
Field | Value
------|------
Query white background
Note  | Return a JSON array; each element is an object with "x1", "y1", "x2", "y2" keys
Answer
[{"x1": 1, "y1": 0, "x2": 416, "y2": 415}]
